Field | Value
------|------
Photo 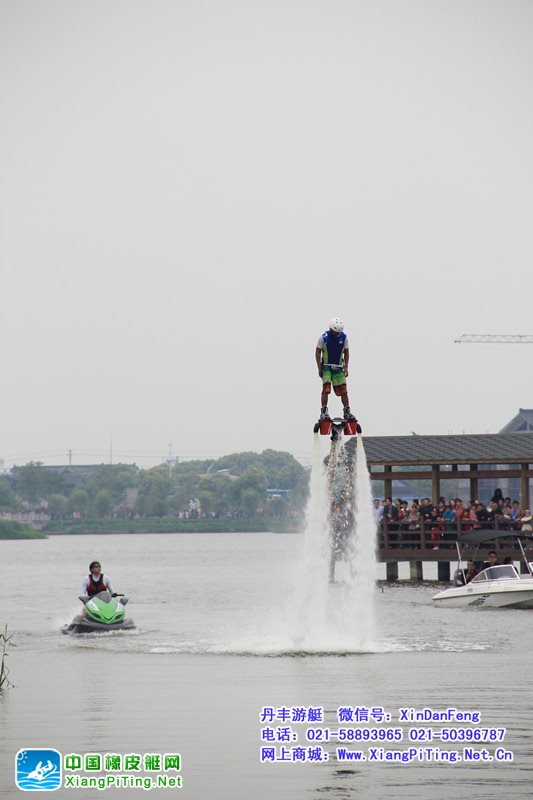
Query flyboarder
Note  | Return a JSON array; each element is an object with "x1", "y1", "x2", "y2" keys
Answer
[{"x1": 315, "y1": 317, "x2": 359, "y2": 424}]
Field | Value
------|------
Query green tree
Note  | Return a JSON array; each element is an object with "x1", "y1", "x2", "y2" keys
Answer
[
  {"x1": 48, "y1": 495, "x2": 66, "y2": 519},
  {"x1": 0, "y1": 480, "x2": 16, "y2": 510},
  {"x1": 240, "y1": 487, "x2": 262, "y2": 517},
  {"x1": 13, "y1": 462, "x2": 42, "y2": 504},
  {"x1": 83, "y1": 465, "x2": 138, "y2": 504},
  {"x1": 213, "y1": 494, "x2": 229, "y2": 517},
  {"x1": 136, "y1": 468, "x2": 174, "y2": 517},
  {"x1": 70, "y1": 489, "x2": 89, "y2": 517},
  {"x1": 234, "y1": 466, "x2": 268, "y2": 494},
  {"x1": 12, "y1": 463, "x2": 66, "y2": 505},
  {"x1": 94, "y1": 489, "x2": 113, "y2": 518},
  {"x1": 198, "y1": 490, "x2": 215, "y2": 516},
  {"x1": 267, "y1": 497, "x2": 286, "y2": 518},
  {"x1": 174, "y1": 472, "x2": 201, "y2": 513},
  {"x1": 198, "y1": 474, "x2": 232, "y2": 517}
]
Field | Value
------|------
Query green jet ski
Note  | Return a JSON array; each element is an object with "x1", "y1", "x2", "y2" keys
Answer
[{"x1": 62, "y1": 590, "x2": 135, "y2": 634}]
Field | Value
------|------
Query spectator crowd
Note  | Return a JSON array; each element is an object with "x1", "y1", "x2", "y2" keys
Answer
[{"x1": 372, "y1": 488, "x2": 533, "y2": 549}]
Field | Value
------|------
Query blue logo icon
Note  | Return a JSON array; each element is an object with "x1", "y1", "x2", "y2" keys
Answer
[{"x1": 16, "y1": 749, "x2": 61, "y2": 791}]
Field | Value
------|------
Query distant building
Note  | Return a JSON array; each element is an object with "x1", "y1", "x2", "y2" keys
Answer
[
  {"x1": 500, "y1": 409, "x2": 533, "y2": 433},
  {"x1": 496, "y1": 410, "x2": 533, "y2": 499}
]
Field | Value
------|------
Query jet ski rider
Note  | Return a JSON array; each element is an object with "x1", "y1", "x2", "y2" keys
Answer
[
  {"x1": 315, "y1": 317, "x2": 357, "y2": 423},
  {"x1": 82, "y1": 561, "x2": 114, "y2": 597}
]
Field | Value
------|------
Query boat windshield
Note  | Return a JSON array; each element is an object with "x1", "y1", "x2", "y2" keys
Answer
[
  {"x1": 471, "y1": 565, "x2": 518, "y2": 583},
  {"x1": 90, "y1": 590, "x2": 113, "y2": 602}
]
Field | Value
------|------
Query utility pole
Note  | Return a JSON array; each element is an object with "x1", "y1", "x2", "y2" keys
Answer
[{"x1": 167, "y1": 443, "x2": 174, "y2": 476}]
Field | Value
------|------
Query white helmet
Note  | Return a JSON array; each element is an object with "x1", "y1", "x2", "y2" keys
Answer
[{"x1": 329, "y1": 317, "x2": 344, "y2": 333}]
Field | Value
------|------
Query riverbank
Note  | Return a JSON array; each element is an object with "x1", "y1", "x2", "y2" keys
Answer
[
  {"x1": 0, "y1": 520, "x2": 47, "y2": 539},
  {"x1": 43, "y1": 517, "x2": 302, "y2": 535}
]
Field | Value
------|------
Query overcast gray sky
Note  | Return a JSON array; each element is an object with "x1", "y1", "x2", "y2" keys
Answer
[{"x1": 1, "y1": 1, "x2": 532, "y2": 468}]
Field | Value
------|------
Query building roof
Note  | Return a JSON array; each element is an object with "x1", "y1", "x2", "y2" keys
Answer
[
  {"x1": 499, "y1": 409, "x2": 533, "y2": 433},
  {"x1": 346, "y1": 433, "x2": 533, "y2": 466}
]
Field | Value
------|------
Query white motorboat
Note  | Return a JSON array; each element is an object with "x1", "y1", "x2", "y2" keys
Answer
[
  {"x1": 432, "y1": 529, "x2": 533, "y2": 609},
  {"x1": 432, "y1": 564, "x2": 533, "y2": 609}
]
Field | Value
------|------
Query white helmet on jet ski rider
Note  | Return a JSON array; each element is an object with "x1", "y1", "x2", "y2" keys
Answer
[{"x1": 329, "y1": 317, "x2": 344, "y2": 333}]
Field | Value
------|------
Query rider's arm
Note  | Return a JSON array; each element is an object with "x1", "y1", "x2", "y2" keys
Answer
[
  {"x1": 344, "y1": 348, "x2": 349, "y2": 371},
  {"x1": 103, "y1": 575, "x2": 114, "y2": 594},
  {"x1": 81, "y1": 576, "x2": 89, "y2": 595},
  {"x1": 315, "y1": 347, "x2": 323, "y2": 371}
]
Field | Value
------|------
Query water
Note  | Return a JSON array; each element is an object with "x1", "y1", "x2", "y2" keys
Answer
[{"x1": 1, "y1": 528, "x2": 533, "y2": 799}]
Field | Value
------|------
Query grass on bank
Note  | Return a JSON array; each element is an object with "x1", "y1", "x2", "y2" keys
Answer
[
  {"x1": 0, "y1": 520, "x2": 47, "y2": 539},
  {"x1": 0, "y1": 625, "x2": 14, "y2": 689},
  {"x1": 44, "y1": 517, "x2": 302, "y2": 534}
]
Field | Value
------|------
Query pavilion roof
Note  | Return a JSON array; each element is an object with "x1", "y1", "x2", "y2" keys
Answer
[{"x1": 346, "y1": 433, "x2": 533, "y2": 466}]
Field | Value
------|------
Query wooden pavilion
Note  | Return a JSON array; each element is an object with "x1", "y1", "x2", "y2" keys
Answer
[
  {"x1": 347, "y1": 432, "x2": 533, "y2": 508},
  {"x1": 343, "y1": 433, "x2": 533, "y2": 581}
]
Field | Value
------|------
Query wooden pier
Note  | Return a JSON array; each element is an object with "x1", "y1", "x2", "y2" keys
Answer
[{"x1": 376, "y1": 519, "x2": 532, "y2": 581}]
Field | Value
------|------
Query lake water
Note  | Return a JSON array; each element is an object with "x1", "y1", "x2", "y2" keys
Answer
[{"x1": 1, "y1": 532, "x2": 532, "y2": 799}]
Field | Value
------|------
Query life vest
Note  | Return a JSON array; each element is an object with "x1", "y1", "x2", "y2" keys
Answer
[
  {"x1": 320, "y1": 330, "x2": 347, "y2": 366},
  {"x1": 87, "y1": 573, "x2": 109, "y2": 597}
]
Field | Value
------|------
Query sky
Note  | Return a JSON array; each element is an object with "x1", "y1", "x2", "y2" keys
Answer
[{"x1": 1, "y1": 0, "x2": 532, "y2": 469}]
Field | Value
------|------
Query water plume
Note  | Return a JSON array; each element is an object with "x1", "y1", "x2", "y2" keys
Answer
[{"x1": 289, "y1": 433, "x2": 378, "y2": 652}]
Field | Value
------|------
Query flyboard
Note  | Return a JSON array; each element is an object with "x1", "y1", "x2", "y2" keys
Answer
[{"x1": 313, "y1": 415, "x2": 362, "y2": 581}]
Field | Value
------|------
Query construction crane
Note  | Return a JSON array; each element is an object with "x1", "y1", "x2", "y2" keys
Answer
[{"x1": 455, "y1": 334, "x2": 533, "y2": 344}]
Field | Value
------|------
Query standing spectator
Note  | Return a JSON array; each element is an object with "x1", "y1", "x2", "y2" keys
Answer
[
  {"x1": 502, "y1": 502, "x2": 514, "y2": 530},
  {"x1": 442, "y1": 503, "x2": 456, "y2": 532},
  {"x1": 382, "y1": 497, "x2": 398, "y2": 524},
  {"x1": 407, "y1": 503, "x2": 421, "y2": 530},
  {"x1": 521, "y1": 510, "x2": 533, "y2": 532},
  {"x1": 406, "y1": 502, "x2": 421, "y2": 548},
  {"x1": 486, "y1": 502, "x2": 498, "y2": 524},
  {"x1": 436, "y1": 500, "x2": 446, "y2": 516},
  {"x1": 476, "y1": 501, "x2": 489, "y2": 526},
  {"x1": 382, "y1": 497, "x2": 399, "y2": 547},
  {"x1": 419, "y1": 498, "x2": 434, "y2": 526},
  {"x1": 469, "y1": 502, "x2": 480, "y2": 530},
  {"x1": 395, "y1": 498, "x2": 405, "y2": 526},
  {"x1": 491, "y1": 488, "x2": 504, "y2": 504},
  {"x1": 372, "y1": 499, "x2": 383, "y2": 525},
  {"x1": 454, "y1": 499, "x2": 465, "y2": 529},
  {"x1": 429, "y1": 502, "x2": 444, "y2": 550}
]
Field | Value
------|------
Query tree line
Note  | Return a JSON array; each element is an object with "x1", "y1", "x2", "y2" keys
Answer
[{"x1": 0, "y1": 450, "x2": 309, "y2": 522}]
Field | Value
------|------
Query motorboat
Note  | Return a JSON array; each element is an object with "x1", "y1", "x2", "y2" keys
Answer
[
  {"x1": 432, "y1": 564, "x2": 533, "y2": 608},
  {"x1": 432, "y1": 530, "x2": 533, "y2": 609}
]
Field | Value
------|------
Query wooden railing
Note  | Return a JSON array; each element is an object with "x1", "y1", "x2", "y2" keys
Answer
[{"x1": 377, "y1": 518, "x2": 529, "y2": 558}]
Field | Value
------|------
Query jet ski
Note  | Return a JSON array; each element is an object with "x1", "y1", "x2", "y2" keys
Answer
[{"x1": 62, "y1": 591, "x2": 135, "y2": 634}]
